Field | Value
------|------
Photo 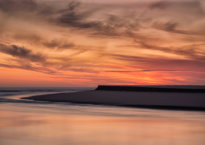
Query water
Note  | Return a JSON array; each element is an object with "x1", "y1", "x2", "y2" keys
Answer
[{"x1": 0, "y1": 88, "x2": 205, "y2": 145}]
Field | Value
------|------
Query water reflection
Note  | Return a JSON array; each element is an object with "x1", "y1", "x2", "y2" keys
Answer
[{"x1": 0, "y1": 102, "x2": 205, "y2": 145}]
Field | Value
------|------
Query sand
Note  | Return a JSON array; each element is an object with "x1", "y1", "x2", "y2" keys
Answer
[{"x1": 23, "y1": 86, "x2": 205, "y2": 110}]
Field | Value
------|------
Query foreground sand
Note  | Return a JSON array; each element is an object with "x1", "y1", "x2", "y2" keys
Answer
[{"x1": 23, "y1": 87, "x2": 205, "y2": 110}]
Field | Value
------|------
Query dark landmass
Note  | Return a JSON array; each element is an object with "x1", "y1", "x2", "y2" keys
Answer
[
  {"x1": 96, "y1": 85, "x2": 205, "y2": 93},
  {"x1": 23, "y1": 85, "x2": 205, "y2": 111}
]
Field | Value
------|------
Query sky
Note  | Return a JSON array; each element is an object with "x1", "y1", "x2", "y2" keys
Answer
[{"x1": 0, "y1": 0, "x2": 205, "y2": 87}]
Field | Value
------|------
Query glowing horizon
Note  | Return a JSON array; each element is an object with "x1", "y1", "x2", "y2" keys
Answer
[{"x1": 0, "y1": 0, "x2": 205, "y2": 87}]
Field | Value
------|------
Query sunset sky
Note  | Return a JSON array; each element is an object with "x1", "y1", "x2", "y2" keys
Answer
[{"x1": 0, "y1": 0, "x2": 205, "y2": 87}]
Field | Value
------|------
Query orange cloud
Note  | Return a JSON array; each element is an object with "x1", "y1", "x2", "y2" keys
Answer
[{"x1": 0, "y1": 0, "x2": 204, "y2": 86}]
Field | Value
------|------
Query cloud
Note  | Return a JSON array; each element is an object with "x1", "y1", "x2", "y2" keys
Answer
[
  {"x1": 104, "y1": 70, "x2": 205, "y2": 73},
  {"x1": 0, "y1": 0, "x2": 205, "y2": 85},
  {"x1": 55, "y1": 1, "x2": 140, "y2": 36},
  {"x1": 153, "y1": 21, "x2": 180, "y2": 33},
  {"x1": 0, "y1": 0, "x2": 37, "y2": 13},
  {"x1": 138, "y1": 41, "x2": 199, "y2": 59},
  {"x1": 0, "y1": 44, "x2": 46, "y2": 62},
  {"x1": 55, "y1": 0, "x2": 205, "y2": 38},
  {"x1": 57, "y1": 4, "x2": 116, "y2": 36},
  {"x1": 0, "y1": 0, "x2": 125, "y2": 36},
  {"x1": 149, "y1": 1, "x2": 168, "y2": 9},
  {"x1": 148, "y1": 1, "x2": 205, "y2": 36},
  {"x1": 13, "y1": 33, "x2": 75, "y2": 50},
  {"x1": 111, "y1": 54, "x2": 205, "y2": 72},
  {"x1": 1, "y1": 0, "x2": 204, "y2": 37},
  {"x1": 43, "y1": 40, "x2": 75, "y2": 49},
  {"x1": 56, "y1": 1, "x2": 101, "y2": 29},
  {"x1": 149, "y1": 1, "x2": 204, "y2": 14},
  {"x1": 0, "y1": 62, "x2": 56, "y2": 74},
  {"x1": 152, "y1": 21, "x2": 205, "y2": 35}
]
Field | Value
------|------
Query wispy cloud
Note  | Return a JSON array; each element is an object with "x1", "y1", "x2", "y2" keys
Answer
[
  {"x1": 0, "y1": 44, "x2": 46, "y2": 62},
  {"x1": 0, "y1": 0, "x2": 37, "y2": 13},
  {"x1": 43, "y1": 40, "x2": 75, "y2": 49},
  {"x1": 111, "y1": 54, "x2": 205, "y2": 72}
]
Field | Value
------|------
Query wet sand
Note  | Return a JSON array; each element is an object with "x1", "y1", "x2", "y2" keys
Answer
[
  {"x1": 1, "y1": 88, "x2": 205, "y2": 145},
  {"x1": 23, "y1": 86, "x2": 205, "y2": 111},
  {"x1": 1, "y1": 102, "x2": 205, "y2": 145}
]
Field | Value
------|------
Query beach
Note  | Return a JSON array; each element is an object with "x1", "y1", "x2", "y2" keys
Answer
[{"x1": 24, "y1": 86, "x2": 205, "y2": 110}]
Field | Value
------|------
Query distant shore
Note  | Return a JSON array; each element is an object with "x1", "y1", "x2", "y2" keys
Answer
[
  {"x1": 96, "y1": 85, "x2": 205, "y2": 93},
  {"x1": 23, "y1": 85, "x2": 205, "y2": 111}
]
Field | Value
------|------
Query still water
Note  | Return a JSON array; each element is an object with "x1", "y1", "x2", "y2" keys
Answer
[{"x1": 0, "y1": 88, "x2": 205, "y2": 145}]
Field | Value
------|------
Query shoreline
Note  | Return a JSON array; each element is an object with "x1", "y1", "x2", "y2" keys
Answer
[
  {"x1": 23, "y1": 96, "x2": 205, "y2": 112},
  {"x1": 22, "y1": 86, "x2": 205, "y2": 111}
]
